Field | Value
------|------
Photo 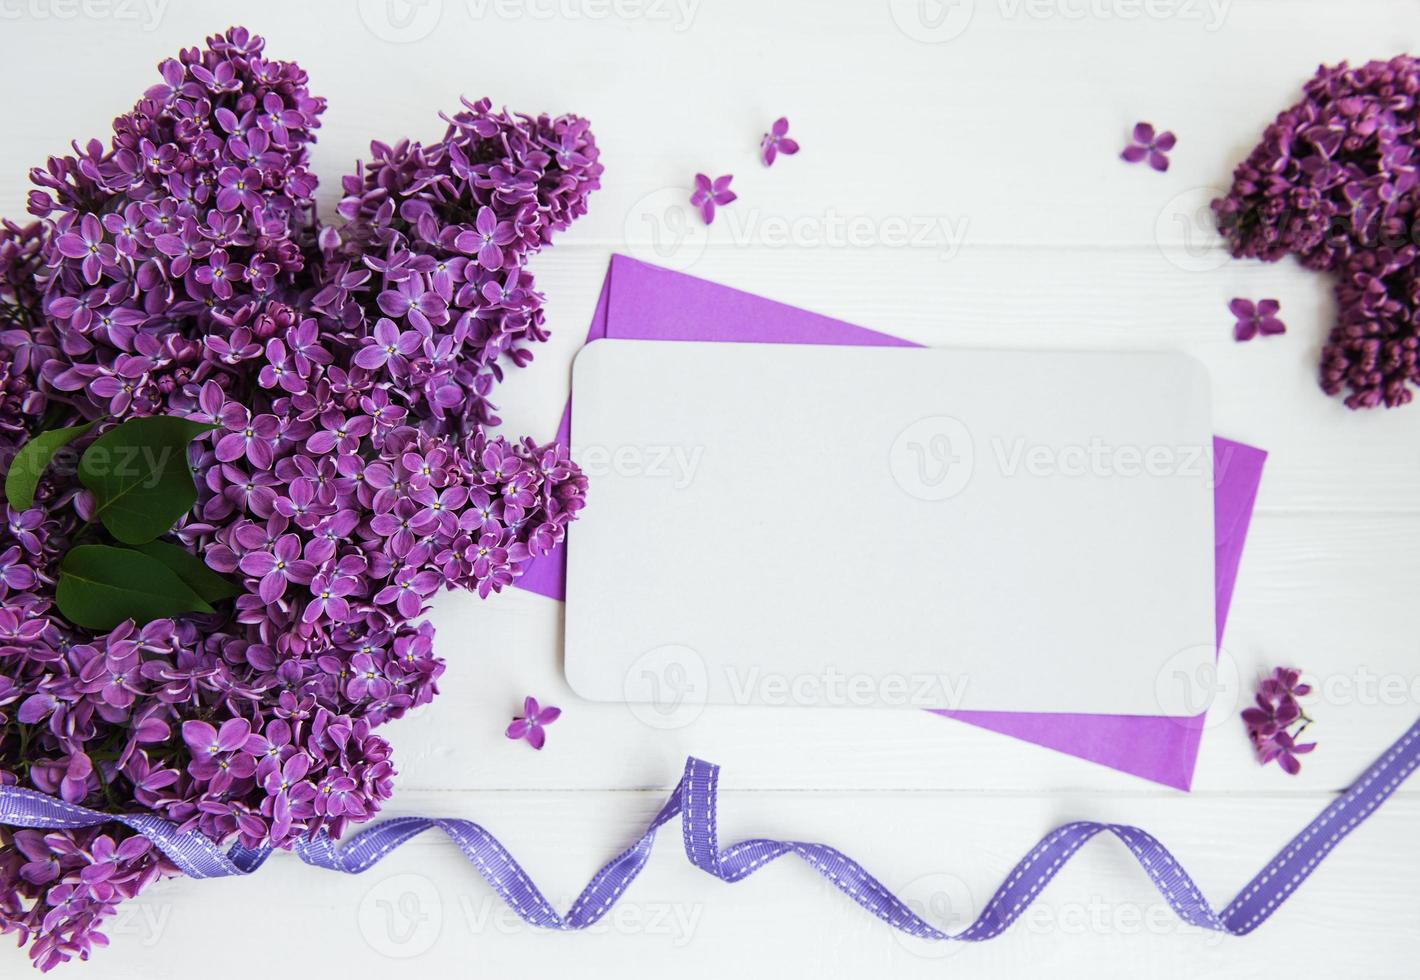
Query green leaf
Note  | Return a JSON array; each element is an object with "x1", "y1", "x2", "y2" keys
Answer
[
  {"x1": 78, "y1": 416, "x2": 217, "y2": 545},
  {"x1": 56, "y1": 544, "x2": 214, "y2": 631},
  {"x1": 4, "y1": 419, "x2": 97, "y2": 510},
  {"x1": 130, "y1": 540, "x2": 242, "y2": 603}
]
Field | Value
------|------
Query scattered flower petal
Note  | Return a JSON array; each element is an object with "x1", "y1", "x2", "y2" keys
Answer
[
  {"x1": 1121, "y1": 121, "x2": 1175, "y2": 172},
  {"x1": 761, "y1": 117, "x2": 799, "y2": 167},
  {"x1": 1230, "y1": 297, "x2": 1287, "y2": 341},
  {"x1": 690, "y1": 173, "x2": 736, "y2": 225},
  {"x1": 505, "y1": 696, "x2": 562, "y2": 750}
]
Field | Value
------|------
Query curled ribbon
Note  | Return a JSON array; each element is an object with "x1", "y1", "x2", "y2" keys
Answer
[{"x1": 2, "y1": 716, "x2": 1417, "y2": 940}]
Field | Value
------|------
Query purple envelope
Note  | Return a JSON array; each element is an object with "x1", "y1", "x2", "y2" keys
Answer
[{"x1": 518, "y1": 254, "x2": 1266, "y2": 790}]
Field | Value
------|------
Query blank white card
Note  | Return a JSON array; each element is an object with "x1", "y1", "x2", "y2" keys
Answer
[{"x1": 564, "y1": 340, "x2": 1215, "y2": 715}]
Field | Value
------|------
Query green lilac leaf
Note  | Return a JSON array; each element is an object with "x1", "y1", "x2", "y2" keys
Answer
[
  {"x1": 4, "y1": 419, "x2": 97, "y2": 510},
  {"x1": 130, "y1": 540, "x2": 243, "y2": 603},
  {"x1": 56, "y1": 544, "x2": 214, "y2": 631},
  {"x1": 77, "y1": 416, "x2": 217, "y2": 545}
]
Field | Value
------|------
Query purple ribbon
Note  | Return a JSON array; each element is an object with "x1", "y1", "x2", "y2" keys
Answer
[{"x1": 3, "y1": 715, "x2": 1417, "y2": 939}]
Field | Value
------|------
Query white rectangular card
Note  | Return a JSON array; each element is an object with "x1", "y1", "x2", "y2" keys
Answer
[{"x1": 564, "y1": 340, "x2": 1215, "y2": 715}]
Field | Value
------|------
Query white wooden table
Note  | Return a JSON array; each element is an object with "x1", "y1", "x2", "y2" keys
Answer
[{"x1": 4, "y1": 1, "x2": 1419, "y2": 976}]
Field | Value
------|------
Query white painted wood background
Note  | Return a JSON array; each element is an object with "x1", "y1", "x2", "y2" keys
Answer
[{"x1": 3, "y1": 0, "x2": 1420, "y2": 975}]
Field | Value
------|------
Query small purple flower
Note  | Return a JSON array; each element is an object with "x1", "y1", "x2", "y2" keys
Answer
[
  {"x1": 1121, "y1": 122, "x2": 1175, "y2": 172},
  {"x1": 181, "y1": 717, "x2": 259, "y2": 790},
  {"x1": 216, "y1": 166, "x2": 264, "y2": 212},
  {"x1": 345, "y1": 653, "x2": 392, "y2": 701},
  {"x1": 1230, "y1": 298, "x2": 1286, "y2": 341},
  {"x1": 303, "y1": 572, "x2": 358, "y2": 624},
  {"x1": 412, "y1": 485, "x2": 468, "y2": 535},
  {"x1": 76, "y1": 642, "x2": 143, "y2": 709},
  {"x1": 691, "y1": 173, "x2": 736, "y2": 225},
  {"x1": 89, "y1": 369, "x2": 143, "y2": 415},
  {"x1": 369, "y1": 499, "x2": 427, "y2": 558},
  {"x1": 101, "y1": 203, "x2": 147, "y2": 256},
  {"x1": 258, "y1": 337, "x2": 307, "y2": 394},
  {"x1": 428, "y1": 254, "x2": 467, "y2": 299},
  {"x1": 1258, "y1": 729, "x2": 1317, "y2": 775},
  {"x1": 306, "y1": 510, "x2": 359, "y2": 563},
  {"x1": 193, "y1": 248, "x2": 245, "y2": 300},
  {"x1": 238, "y1": 533, "x2": 316, "y2": 603},
  {"x1": 376, "y1": 273, "x2": 447, "y2": 329},
  {"x1": 354, "y1": 317, "x2": 421, "y2": 372},
  {"x1": 454, "y1": 207, "x2": 516, "y2": 271},
  {"x1": 504, "y1": 695, "x2": 561, "y2": 750},
  {"x1": 262, "y1": 751, "x2": 315, "y2": 841},
  {"x1": 305, "y1": 410, "x2": 372, "y2": 455},
  {"x1": 181, "y1": 717, "x2": 252, "y2": 760},
  {"x1": 59, "y1": 753, "x2": 94, "y2": 804},
  {"x1": 216, "y1": 404, "x2": 280, "y2": 469},
  {"x1": 13, "y1": 832, "x2": 61, "y2": 886},
  {"x1": 154, "y1": 219, "x2": 213, "y2": 278},
  {"x1": 54, "y1": 214, "x2": 115, "y2": 284},
  {"x1": 1260, "y1": 666, "x2": 1311, "y2": 703},
  {"x1": 0, "y1": 545, "x2": 36, "y2": 591},
  {"x1": 760, "y1": 117, "x2": 799, "y2": 167},
  {"x1": 373, "y1": 565, "x2": 440, "y2": 618},
  {"x1": 7, "y1": 507, "x2": 44, "y2": 555},
  {"x1": 1241, "y1": 666, "x2": 1316, "y2": 776}
]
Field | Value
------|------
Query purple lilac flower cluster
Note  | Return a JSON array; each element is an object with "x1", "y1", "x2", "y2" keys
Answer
[
  {"x1": 1240, "y1": 667, "x2": 1317, "y2": 775},
  {"x1": 314, "y1": 96, "x2": 600, "y2": 429},
  {"x1": 0, "y1": 27, "x2": 596, "y2": 970},
  {"x1": 1213, "y1": 56, "x2": 1420, "y2": 409}
]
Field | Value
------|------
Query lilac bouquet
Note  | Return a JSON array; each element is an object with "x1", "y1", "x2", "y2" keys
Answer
[
  {"x1": 0, "y1": 26, "x2": 598, "y2": 969},
  {"x1": 1213, "y1": 56, "x2": 1420, "y2": 409}
]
